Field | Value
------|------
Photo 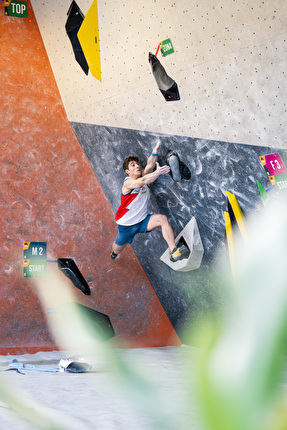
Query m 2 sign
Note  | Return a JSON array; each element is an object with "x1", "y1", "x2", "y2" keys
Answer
[
  {"x1": 4, "y1": 1, "x2": 28, "y2": 18},
  {"x1": 23, "y1": 242, "x2": 47, "y2": 278}
]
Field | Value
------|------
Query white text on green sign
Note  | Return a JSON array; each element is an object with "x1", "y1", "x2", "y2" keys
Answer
[
  {"x1": 23, "y1": 242, "x2": 47, "y2": 277},
  {"x1": 5, "y1": 1, "x2": 28, "y2": 18},
  {"x1": 161, "y1": 38, "x2": 174, "y2": 56}
]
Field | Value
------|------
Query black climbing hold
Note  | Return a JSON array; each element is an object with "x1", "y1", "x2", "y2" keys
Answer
[
  {"x1": 60, "y1": 303, "x2": 115, "y2": 342},
  {"x1": 57, "y1": 258, "x2": 91, "y2": 295},
  {"x1": 148, "y1": 52, "x2": 180, "y2": 101},
  {"x1": 166, "y1": 150, "x2": 191, "y2": 181},
  {"x1": 180, "y1": 160, "x2": 191, "y2": 180},
  {"x1": 65, "y1": 1, "x2": 89, "y2": 75}
]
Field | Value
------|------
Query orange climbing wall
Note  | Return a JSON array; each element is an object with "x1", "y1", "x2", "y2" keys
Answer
[{"x1": 0, "y1": 0, "x2": 181, "y2": 355}]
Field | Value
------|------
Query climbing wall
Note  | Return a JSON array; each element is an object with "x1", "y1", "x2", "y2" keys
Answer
[
  {"x1": 71, "y1": 122, "x2": 287, "y2": 342},
  {"x1": 31, "y1": 0, "x2": 287, "y2": 148},
  {"x1": 1, "y1": 0, "x2": 287, "y2": 353},
  {"x1": 0, "y1": 0, "x2": 180, "y2": 354}
]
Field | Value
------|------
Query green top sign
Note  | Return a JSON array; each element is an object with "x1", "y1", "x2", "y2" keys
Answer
[
  {"x1": 5, "y1": 1, "x2": 28, "y2": 18},
  {"x1": 160, "y1": 38, "x2": 174, "y2": 56}
]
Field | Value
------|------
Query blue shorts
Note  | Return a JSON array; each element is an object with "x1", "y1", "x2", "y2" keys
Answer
[{"x1": 115, "y1": 215, "x2": 152, "y2": 246}]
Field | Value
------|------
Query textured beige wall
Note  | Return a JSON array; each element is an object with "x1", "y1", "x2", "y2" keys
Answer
[{"x1": 31, "y1": 0, "x2": 287, "y2": 148}]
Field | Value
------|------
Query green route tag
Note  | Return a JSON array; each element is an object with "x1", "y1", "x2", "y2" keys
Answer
[{"x1": 160, "y1": 38, "x2": 174, "y2": 56}]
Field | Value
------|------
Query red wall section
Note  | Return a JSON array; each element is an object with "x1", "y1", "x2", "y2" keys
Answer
[{"x1": 0, "y1": 1, "x2": 181, "y2": 354}]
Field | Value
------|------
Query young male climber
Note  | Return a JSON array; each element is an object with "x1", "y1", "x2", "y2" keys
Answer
[{"x1": 110, "y1": 139, "x2": 189, "y2": 262}]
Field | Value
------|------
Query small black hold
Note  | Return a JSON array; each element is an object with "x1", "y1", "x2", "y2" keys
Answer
[{"x1": 58, "y1": 258, "x2": 91, "y2": 295}]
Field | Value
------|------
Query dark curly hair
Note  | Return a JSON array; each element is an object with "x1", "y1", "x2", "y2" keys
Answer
[{"x1": 123, "y1": 156, "x2": 140, "y2": 172}]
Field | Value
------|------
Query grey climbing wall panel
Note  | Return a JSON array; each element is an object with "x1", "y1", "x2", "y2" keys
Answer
[{"x1": 71, "y1": 122, "x2": 286, "y2": 343}]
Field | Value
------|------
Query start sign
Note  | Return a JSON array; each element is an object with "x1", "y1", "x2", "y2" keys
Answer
[
  {"x1": 4, "y1": 1, "x2": 28, "y2": 18},
  {"x1": 23, "y1": 242, "x2": 47, "y2": 277}
]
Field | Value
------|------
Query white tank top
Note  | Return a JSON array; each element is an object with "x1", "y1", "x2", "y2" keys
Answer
[{"x1": 115, "y1": 178, "x2": 150, "y2": 226}]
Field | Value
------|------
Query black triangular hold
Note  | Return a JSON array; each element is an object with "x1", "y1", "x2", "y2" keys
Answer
[
  {"x1": 60, "y1": 303, "x2": 115, "y2": 342},
  {"x1": 57, "y1": 258, "x2": 91, "y2": 295},
  {"x1": 76, "y1": 303, "x2": 115, "y2": 341},
  {"x1": 65, "y1": 1, "x2": 89, "y2": 75}
]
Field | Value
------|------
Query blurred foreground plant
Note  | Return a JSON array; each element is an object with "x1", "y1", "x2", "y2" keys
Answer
[
  {"x1": 2, "y1": 198, "x2": 287, "y2": 430},
  {"x1": 191, "y1": 199, "x2": 287, "y2": 430},
  {"x1": 0, "y1": 261, "x2": 182, "y2": 429}
]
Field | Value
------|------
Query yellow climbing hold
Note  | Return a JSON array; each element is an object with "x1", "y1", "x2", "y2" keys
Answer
[
  {"x1": 226, "y1": 191, "x2": 248, "y2": 244},
  {"x1": 78, "y1": 0, "x2": 101, "y2": 81}
]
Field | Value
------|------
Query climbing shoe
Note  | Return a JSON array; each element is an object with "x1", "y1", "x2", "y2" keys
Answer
[
  {"x1": 170, "y1": 245, "x2": 189, "y2": 262},
  {"x1": 110, "y1": 250, "x2": 118, "y2": 260}
]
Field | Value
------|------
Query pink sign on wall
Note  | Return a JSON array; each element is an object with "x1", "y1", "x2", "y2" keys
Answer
[{"x1": 259, "y1": 153, "x2": 287, "y2": 176}]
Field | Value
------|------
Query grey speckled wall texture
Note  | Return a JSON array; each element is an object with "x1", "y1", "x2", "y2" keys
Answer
[{"x1": 71, "y1": 122, "x2": 286, "y2": 342}]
